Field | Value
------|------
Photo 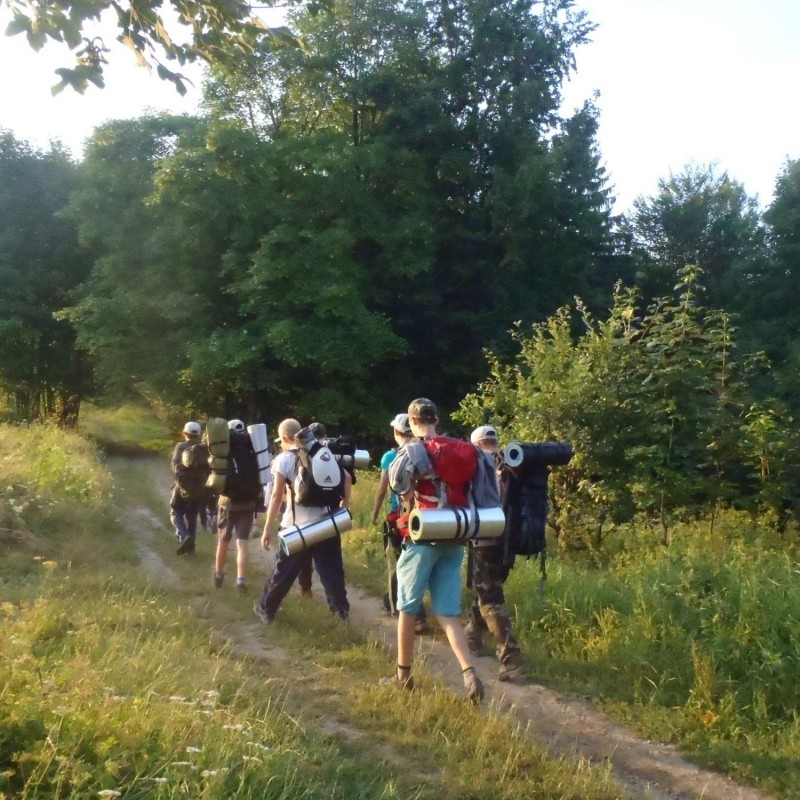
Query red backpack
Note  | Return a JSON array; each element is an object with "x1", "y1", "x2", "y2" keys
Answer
[{"x1": 422, "y1": 436, "x2": 478, "y2": 507}]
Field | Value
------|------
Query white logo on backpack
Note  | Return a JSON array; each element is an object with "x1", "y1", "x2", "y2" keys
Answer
[{"x1": 310, "y1": 446, "x2": 341, "y2": 490}]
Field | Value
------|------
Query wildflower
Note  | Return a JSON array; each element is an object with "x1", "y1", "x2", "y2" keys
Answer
[
  {"x1": 42, "y1": 561, "x2": 58, "y2": 570},
  {"x1": 153, "y1": 777, "x2": 168, "y2": 784},
  {"x1": 242, "y1": 756, "x2": 261, "y2": 763},
  {"x1": 33, "y1": 556, "x2": 44, "y2": 561},
  {"x1": 202, "y1": 690, "x2": 220, "y2": 699},
  {"x1": 185, "y1": 746, "x2": 202, "y2": 753},
  {"x1": 200, "y1": 770, "x2": 218, "y2": 777},
  {"x1": 10, "y1": 636, "x2": 28, "y2": 646},
  {"x1": 223, "y1": 724, "x2": 245, "y2": 732},
  {"x1": 172, "y1": 761, "x2": 192, "y2": 767},
  {"x1": 98, "y1": 791, "x2": 122, "y2": 798},
  {"x1": 702, "y1": 709, "x2": 720, "y2": 727},
  {"x1": 168, "y1": 696, "x2": 186, "y2": 702}
]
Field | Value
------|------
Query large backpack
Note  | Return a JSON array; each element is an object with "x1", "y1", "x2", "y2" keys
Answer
[
  {"x1": 175, "y1": 442, "x2": 211, "y2": 502},
  {"x1": 222, "y1": 430, "x2": 261, "y2": 504},
  {"x1": 422, "y1": 436, "x2": 478, "y2": 507},
  {"x1": 502, "y1": 468, "x2": 549, "y2": 559},
  {"x1": 294, "y1": 427, "x2": 345, "y2": 508}
]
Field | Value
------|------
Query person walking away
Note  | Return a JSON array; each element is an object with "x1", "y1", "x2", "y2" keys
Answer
[
  {"x1": 254, "y1": 418, "x2": 350, "y2": 623},
  {"x1": 371, "y1": 414, "x2": 429, "y2": 632},
  {"x1": 213, "y1": 419, "x2": 261, "y2": 592},
  {"x1": 171, "y1": 421, "x2": 206, "y2": 555},
  {"x1": 387, "y1": 398, "x2": 484, "y2": 703},
  {"x1": 466, "y1": 425, "x2": 523, "y2": 681}
]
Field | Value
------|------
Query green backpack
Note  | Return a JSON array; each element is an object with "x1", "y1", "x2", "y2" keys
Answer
[{"x1": 176, "y1": 442, "x2": 211, "y2": 502}]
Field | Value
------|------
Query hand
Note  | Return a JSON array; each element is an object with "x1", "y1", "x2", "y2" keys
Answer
[{"x1": 261, "y1": 528, "x2": 272, "y2": 551}]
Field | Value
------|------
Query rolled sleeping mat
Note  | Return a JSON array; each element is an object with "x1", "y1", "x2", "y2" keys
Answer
[
  {"x1": 408, "y1": 506, "x2": 505, "y2": 543},
  {"x1": 336, "y1": 450, "x2": 371, "y2": 470},
  {"x1": 206, "y1": 417, "x2": 230, "y2": 493},
  {"x1": 247, "y1": 423, "x2": 272, "y2": 485},
  {"x1": 504, "y1": 441, "x2": 574, "y2": 470},
  {"x1": 279, "y1": 508, "x2": 353, "y2": 556}
]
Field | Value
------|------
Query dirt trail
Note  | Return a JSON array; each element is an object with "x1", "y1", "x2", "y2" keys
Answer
[{"x1": 119, "y1": 456, "x2": 772, "y2": 800}]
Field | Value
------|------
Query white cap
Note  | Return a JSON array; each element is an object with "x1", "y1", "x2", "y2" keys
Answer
[
  {"x1": 228, "y1": 419, "x2": 246, "y2": 432},
  {"x1": 183, "y1": 421, "x2": 202, "y2": 436},
  {"x1": 470, "y1": 425, "x2": 498, "y2": 444},
  {"x1": 390, "y1": 413, "x2": 412, "y2": 435}
]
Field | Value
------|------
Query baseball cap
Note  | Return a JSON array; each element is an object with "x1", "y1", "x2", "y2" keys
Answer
[
  {"x1": 408, "y1": 398, "x2": 438, "y2": 423},
  {"x1": 470, "y1": 425, "x2": 498, "y2": 444},
  {"x1": 390, "y1": 413, "x2": 412, "y2": 435},
  {"x1": 308, "y1": 422, "x2": 326, "y2": 439},
  {"x1": 183, "y1": 421, "x2": 202, "y2": 436},
  {"x1": 228, "y1": 419, "x2": 246, "y2": 432}
]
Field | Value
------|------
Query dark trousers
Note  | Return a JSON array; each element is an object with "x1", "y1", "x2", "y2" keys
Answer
[
  {"x1": 170, "y1": 489, "x2": 199, "y2": 540},
  {"x1": 259, "y1": 534, "x2": 349, "y2": 618},
  {"x1": 298, "y1": 552, "x2": 313, "y2": 592}
]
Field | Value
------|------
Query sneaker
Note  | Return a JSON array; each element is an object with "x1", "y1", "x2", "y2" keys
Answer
[
  {"x1": 253, "y1": 601, "x2": 274, "y2": 624},
  {"x1": 380, "y1": 672, "x2": 415, "y2": 691},
  {"x1": 176, "y1": 536, "x2": 193, "y2": 555},
  {"x1": 236, "y1": 579, "x2": 247, "y2": 594},
  {"x1": 213, "y1": 573, "x2": 224, "y2": 589},
  {"x1": 463, "y1": 667, "x2": 484, "y2": 704},
  {"x1": 497, "y1": 653, "x2": 524, "y2": 682}
]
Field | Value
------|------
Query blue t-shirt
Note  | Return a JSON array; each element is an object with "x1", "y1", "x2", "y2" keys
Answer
[{"x1": 380, "y1": 449, "x2": 401, "y2": 512}]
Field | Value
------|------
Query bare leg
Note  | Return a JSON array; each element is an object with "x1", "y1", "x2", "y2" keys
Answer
[
  {"x1": 236, "y1": 538, "x2": 249, "y2": 582},
  {"x1": 397, "y1": 611, "x2": 417, "y2": 667},
  {"x1": 436, "y1": 615, "x2": 476, "y2": 671},
  {"x1": 215, "y1": 536, "x2": 230, "y2": 576}
]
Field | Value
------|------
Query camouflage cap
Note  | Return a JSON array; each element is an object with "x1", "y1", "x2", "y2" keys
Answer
[{"x1": 408, "y1": 397, "x2": 438, "y2": 423}]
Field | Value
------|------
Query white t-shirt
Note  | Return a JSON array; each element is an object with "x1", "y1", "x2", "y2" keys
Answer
[{"x1": 271, "y1": 449, "x2": 329, "y2": 529}]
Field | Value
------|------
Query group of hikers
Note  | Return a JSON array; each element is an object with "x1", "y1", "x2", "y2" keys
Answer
[{"x1": 170, "y1": 397, "x2": 533, "y2": 705}]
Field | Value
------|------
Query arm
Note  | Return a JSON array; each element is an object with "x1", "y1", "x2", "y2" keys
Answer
[
  {"x1": 261, "y1": 472, "x2": 287, "y2": 550},
  {"x1": 341, "y1": 469, "x2": 352, "y2": 510},
  {"x1": 171, "y1": 443, "x2": 183, "y2": 476},
  {"x1": 370, "y1": 470, "x2": 390, "y2": 524}
]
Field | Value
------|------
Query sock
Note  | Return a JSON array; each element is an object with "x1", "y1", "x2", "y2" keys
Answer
[{"x1": 397, "y1": 664, "x2": 412, "y2": 681}]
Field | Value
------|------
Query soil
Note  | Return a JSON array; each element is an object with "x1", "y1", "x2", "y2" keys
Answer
[{"x1": 118, "y1": 456, "x2": 773, "y2": 800}]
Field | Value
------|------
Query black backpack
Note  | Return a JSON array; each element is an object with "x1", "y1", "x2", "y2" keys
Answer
[
  {"x1": 502, "y1": 467, "x2": 549, "y2": 561},
  {"x1": 222, "y1": 430, "x2": 261, "y2": 504},
  {"x1": 294, "y1": 427, "x2": 345, "y2": 508},
  {"x1": 176, "y1": 442, "x2": 211, "y2": 502}
]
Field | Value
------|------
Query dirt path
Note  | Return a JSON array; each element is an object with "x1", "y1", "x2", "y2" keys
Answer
[{"x1": 119, "y1": 456, "x2": 771, "y2": 800}]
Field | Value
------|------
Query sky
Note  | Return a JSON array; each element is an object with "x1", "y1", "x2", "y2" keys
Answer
[{"x1": 1, "y1": 0, "x2": 799, "y2": 214}]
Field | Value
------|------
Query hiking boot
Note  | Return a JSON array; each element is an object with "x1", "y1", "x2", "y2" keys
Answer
[
  {"x1": 213, "y1": 573, "x2": 224, "y2": 589},
  {"x1": 380, "y1": 672, "x2": 415, "y2": 691},
  {"x1": 236, "y1": 579, "x2": 248, "y2": 594},
  {"x1": 497, "y1": 653, "x2": 524, "y2": 682},
  {"x1": 463, "y1": 667, "x2": 484, "y2": 704},
  {"x1": 382, "y1": 592, "x2": 396, "y2": 616},
  {"x1": 176, "y1": 536, "x2": 193, "y2": 555},
  {"x1": 253, "y1": 602, "x2": 274, "y2": 624},
  {"x1": 465, "y1": 622, "x2": 484, "y2": 654},
  {"x1": 300, "y1": 588, "x2": 313, "y2": 599}
]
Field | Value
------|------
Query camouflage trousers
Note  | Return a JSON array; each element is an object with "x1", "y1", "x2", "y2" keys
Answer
[{"x1": 465, "y1": 545, "x2": 521, "y2": 666}]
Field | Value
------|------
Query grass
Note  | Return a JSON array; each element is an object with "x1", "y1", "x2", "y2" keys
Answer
[
  {"x1": 0, "y1": 419, "x2": 624, "y2": 800},
  {"x1": 79, "y1": 402, "x2": 174, "y2": 456}
]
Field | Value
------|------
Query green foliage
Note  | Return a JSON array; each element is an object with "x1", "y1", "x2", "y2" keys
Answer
[
  {"x1": 4, "y1": 0, "x2": 310, "y2": 95},
  {"x1": 0, "y1": 131, "x2": 91, "y2": 426},
  {"x1": 457, "y1": 267, "x2": 798, "y2": 544}
]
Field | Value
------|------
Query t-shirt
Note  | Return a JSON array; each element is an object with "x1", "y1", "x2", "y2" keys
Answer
[
  {"x1": 380, "y1": 449, "x2": 401, "y2": 512},
  {"x1": 271, "y1": 449, "x2": 328, "y2": 529}
]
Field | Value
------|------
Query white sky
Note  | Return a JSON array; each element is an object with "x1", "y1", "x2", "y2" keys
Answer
[{"x1": 1, "y1": 0, "x2": 799, "y2": 214}]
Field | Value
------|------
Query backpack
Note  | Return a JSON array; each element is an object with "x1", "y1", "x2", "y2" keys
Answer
[
  {"x1": 471, "y1": 450, "x2": 502, "y2": 508},
  {"x1": 422, "y1": 436, "x2": 478, "y2": 507},
  {"x1": 175, "y1": 442, "x2": 211, "y2": 502},
  {"x1": 294, "y1": 427, "x2": 345, "y2": 508},
  {"x1": 502, "y1": 467, "x2": 549, "y2": 558},
  {"x1": 222, "y1": 430, "x2": 261, "y2": 504}
]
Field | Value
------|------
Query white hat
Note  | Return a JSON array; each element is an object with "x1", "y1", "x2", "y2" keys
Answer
[
  {"x1": 390, "y1": 413, "x2": 412, "y2": 435},
  {"x1": 183, "y1": 421, "x2": 202, "y2": 436},
  {"x1": 228, "y1": 419, "x2": 246, "y2": 432},
  {"x1": 470, "y1": 425, "x2": 498, "y2": 444}
]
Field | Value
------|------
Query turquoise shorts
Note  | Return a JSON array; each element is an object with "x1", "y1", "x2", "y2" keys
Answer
[{"x1": 396, "y1": 541, "x2": 464, "y2": 617}]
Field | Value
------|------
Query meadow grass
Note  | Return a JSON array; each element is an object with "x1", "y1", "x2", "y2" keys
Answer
[
  {"x1": 79, "y1": 402, "x2": 174, "y2": 456},
  {"x1": 1, "y1": 422, "x2": 625, "y2": 800}
]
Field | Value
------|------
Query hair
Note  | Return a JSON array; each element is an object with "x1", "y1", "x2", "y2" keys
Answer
[{"x1": 278, "y1": 418, "x2": 301, "y2": 440}]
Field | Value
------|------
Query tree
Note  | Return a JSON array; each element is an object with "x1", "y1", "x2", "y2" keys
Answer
[
  {"x1": 4, "y1": 0, "x2": 310, "y2": 94},
  {"x1": 622, "y1": 163, "x2": 766, "y2": 311},
  {"x1": 0, "y1": 130, "x2": 91, "y2": 425}
]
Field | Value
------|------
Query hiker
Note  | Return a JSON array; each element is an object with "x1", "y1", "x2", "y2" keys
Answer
[
  {"x1": 213, "y1": 419, "x2": 261, "y2": 593},
  {"x1": 254, "y1": 418, "x2": 350, "y2": 623},
  {"x1": 371, "y1": 413, "x2": 429, "y2": 632},
  {"x1": 465, "y1": 425, "x2": 523, "y2": 681},
  {"x1": 387, "y1": 398, "x2": 484, "y2": 702},
  {"x1": 170, "y1": 421, "x2": 207, "y2": 555}
]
